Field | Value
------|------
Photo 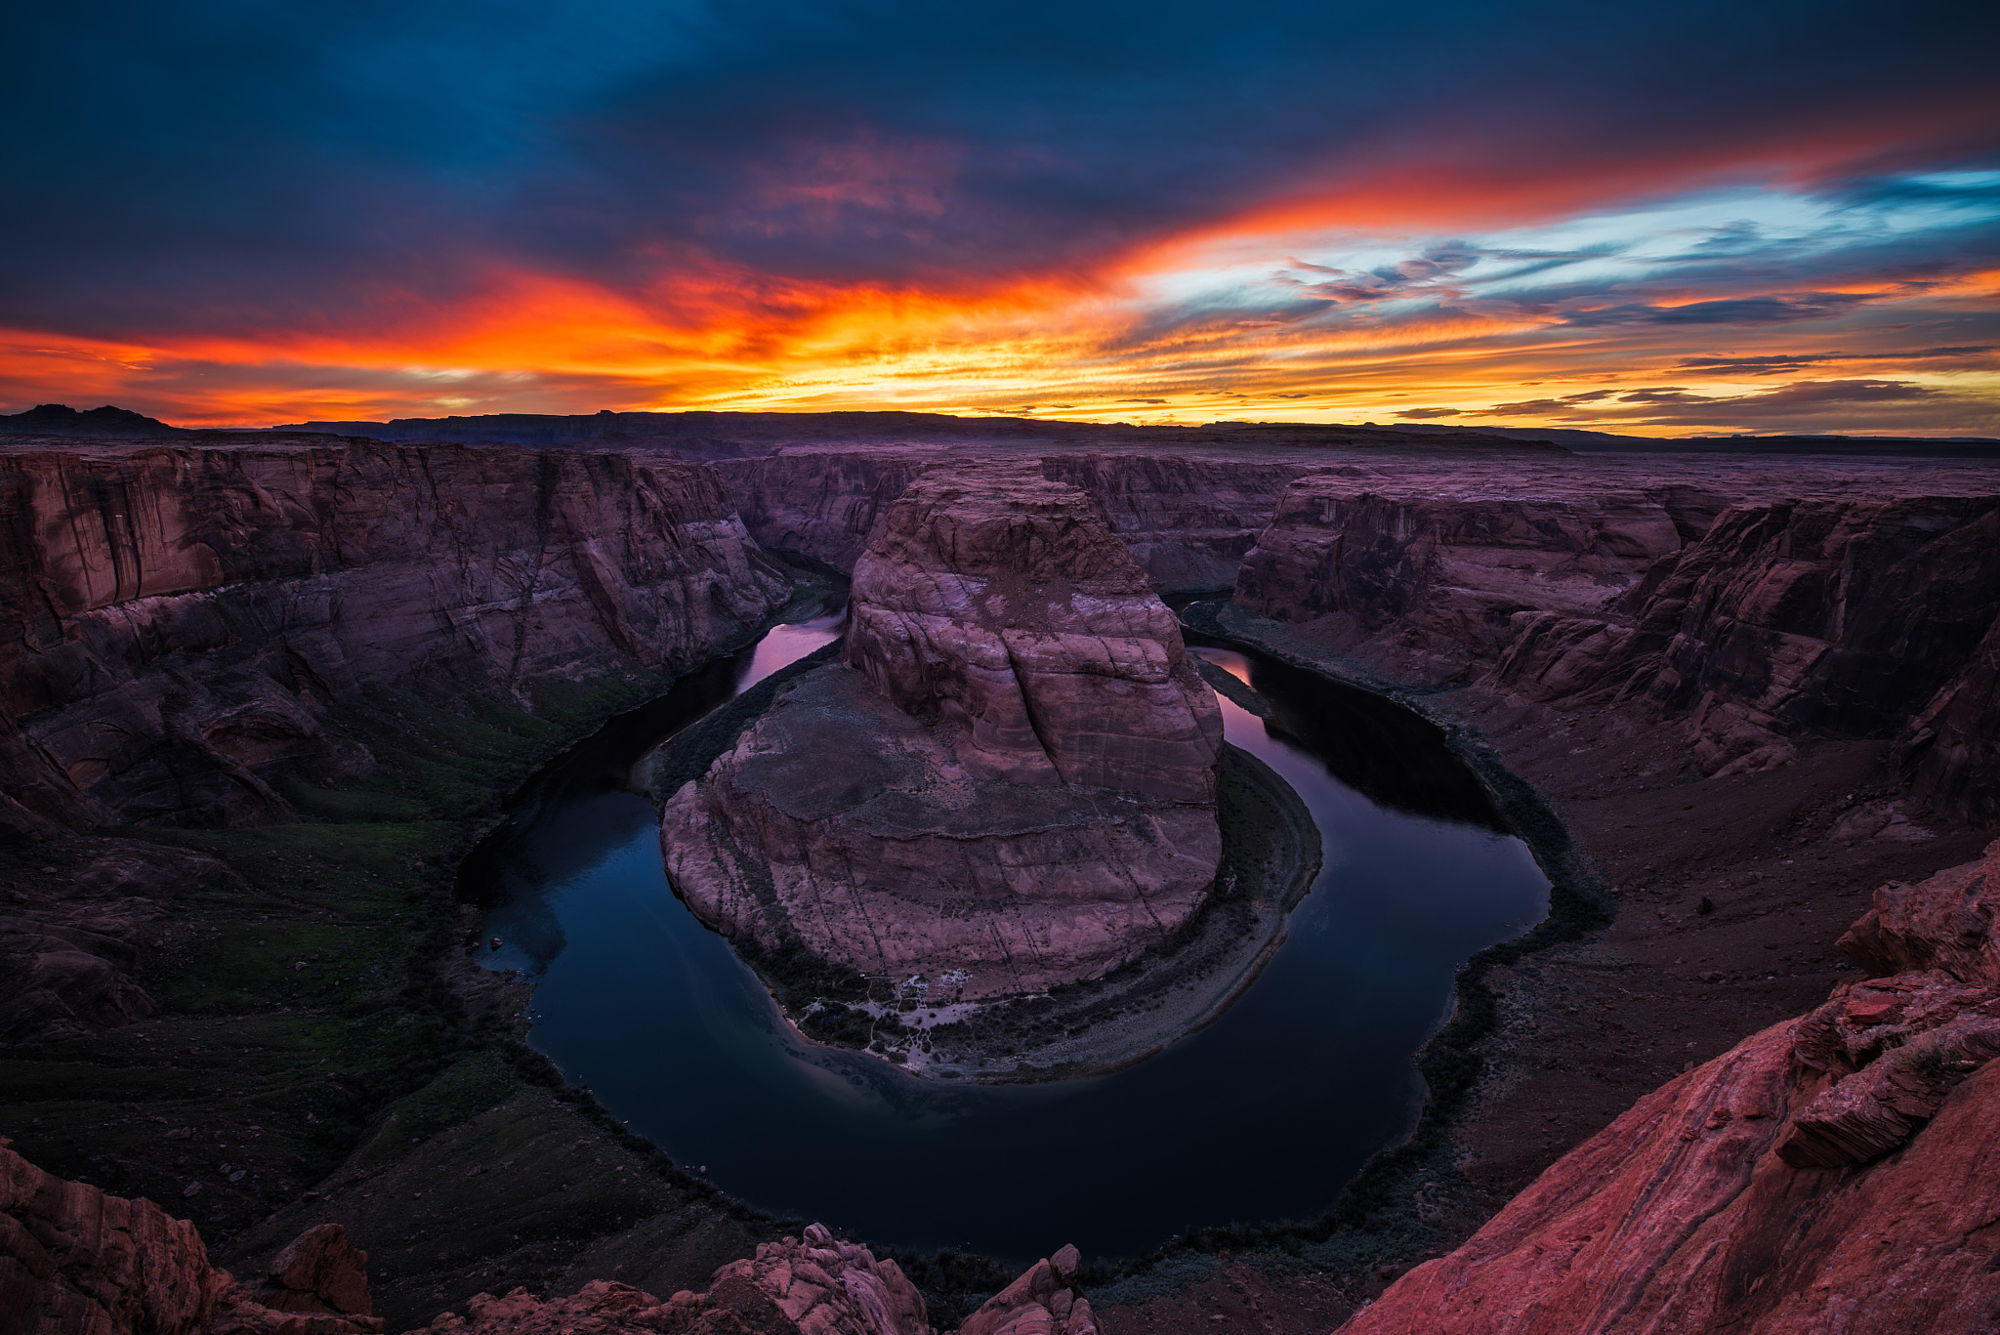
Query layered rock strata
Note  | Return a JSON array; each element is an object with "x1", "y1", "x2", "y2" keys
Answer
[
  {"x1": 0, "y1": 441, "x2": 791, "y2": 830},
  {"x1": 1338, "y1": 839, "x2": 2000, "y2": 1335},
  {"x1": 1235, "y1": 476, "x2": 2000, "y2": 811},
  {"x1": 716, "y1": 447, "x2": 1307, "y2": 591},
  {"x1": 662, "y1": 467, "x2": 1224, "y2": 1003},
  {"x1": 1234, "y1": 476, "x2": 1702, "y2": 663}
]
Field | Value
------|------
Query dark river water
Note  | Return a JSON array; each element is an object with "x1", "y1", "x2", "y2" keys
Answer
[{"x1": 464, "y1": 610, "x2": 1549, "y2": 1263}]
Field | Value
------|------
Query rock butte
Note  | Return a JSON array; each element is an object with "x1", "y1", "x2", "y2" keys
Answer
[{"x1": 661, "y1": 465, "x2": 1225, "y2": 1003}]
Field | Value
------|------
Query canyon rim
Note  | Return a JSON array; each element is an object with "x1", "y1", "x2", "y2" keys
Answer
[{"x1": 7, "y1": 3, "x2": 2000, "y2": 1333}]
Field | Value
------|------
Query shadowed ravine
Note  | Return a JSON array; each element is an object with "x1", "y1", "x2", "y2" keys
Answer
[{"x1": 461, "y1": 612, "x2": 1548, "y2": 1263}]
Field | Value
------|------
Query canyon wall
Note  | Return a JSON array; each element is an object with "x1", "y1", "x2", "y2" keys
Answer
[
  {"x1": 662, "y1": 466, "x2": 1224, "y2": 1002},
  {"x1": 0, "y1": 441, "x2": 792, "y2": 831},
  {"x1": 1338, "y1": 839, "x2": 2000, "y2": 1335},
  {"x1": 1232, "y1": 474, "x2": 1704, "y2": 666},
  {"x1": 716, "y1": 448, "x2": 1306, "y2": 590},
  {"x1": 1234, "y1": 474, "x2": 2000, "y2": 812}
]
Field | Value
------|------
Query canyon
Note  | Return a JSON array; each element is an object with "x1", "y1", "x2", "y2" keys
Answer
[{"x1": 3, "y1": 409, "x2": 1999, "y2": 1334}]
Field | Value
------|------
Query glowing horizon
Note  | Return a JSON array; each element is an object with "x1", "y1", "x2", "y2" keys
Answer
[{"x1": 4, "y1": 3, "x2": 1996, "y2": 436}]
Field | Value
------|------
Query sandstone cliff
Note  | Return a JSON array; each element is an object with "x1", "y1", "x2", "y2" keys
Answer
[
  {"x1": 716, "y1": 447, "x2": 1304, "y2": 591},
  {"x1": 1337, "y1": 840, "x2": 2000, "y2": 1335},
  {"x1": 1235, "y1": 475, "x2": 2000, "y2": 812},
  {"x1": 1233, "y1": 474, "x2": 1701, "y2": 666},
  {"x1": 0, "y1": 441, "x2": 792, "y2": 830},
  {"x1": 662, "y1": 467, "x2": 1224, "y2": 1009}
]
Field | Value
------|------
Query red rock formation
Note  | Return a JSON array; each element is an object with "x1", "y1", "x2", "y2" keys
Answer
[
  {"x1": 0, "y1": 1140, "x2": 380, "y2": 1335},
  {"x1": 954, "y1": 1243, "x2": 1096, "y2": 1335},
  {"x1": 1238, "y1": 475, "x2": 2000, "y2": 807},
  {"x1": 0, "y1": 441, "x2": 791, "y2": 829},
  {"x1": 415, "y1": 1228, "x2": 1091, "y2": 1335},
  {"x1": 845, "y1": 467, "x2": 1221, "y2": 801},
  {"x1": 1337, "y1": 840, "x2": 2000, "y2": 1335},
  {"x1": 2, "y1": 1141, "x2": 1089, "y2": 1335},
  {"x1": 1623, "y1": 497, "x2": 2000, "y2": 775},
  {"x1": 663, "y1": 467, "x2": 1224, "y2": 1002},
  {"x1": 1233, "y1": 475, "x2": 1690, "y2": 669}
]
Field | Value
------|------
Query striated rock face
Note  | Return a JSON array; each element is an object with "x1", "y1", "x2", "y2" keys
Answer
[
  {"x1": 1337, "y1": 841, "x2": 2000, "y2": 1335},
  {"x1": 1032, "y1": 453, "x2": 1308, "y2": 593},
  {"x1": 1238, "y1": 477, "x2": 2000, "y2": 807},
  {"x1": 1620, "y1": 497, "x2": 2000, "y2": 775},
  {"x1": 716, "y1": 449, "x2": 935, "y2": 572},
  {"x1": 717, "y1": 448, "x2": 1304, "y2": 591},
  {"x1": 1234, "y1": 475, "x2": 1698, "y2": 667},
  {"x1": 0, "y1": 441, "x2": 791, "y2": 830},
  {"x1": 663, "y1": 467, "x2": 1224, "y2": 1001},
  {"x1": 844, "y1": 468, "x2": 1222, "y2": 802},
  {"x1": 0, "y1": 1140, "x2": 380, "y2": 1335}
]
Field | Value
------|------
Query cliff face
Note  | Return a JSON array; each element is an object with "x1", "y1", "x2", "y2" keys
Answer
[
  {"x1": 662, "y1": 467, "x2": 1224, "y2": 1004},
  {"x1": 1906, "y1": 614, "x2": 2000, "y2": 821},
  {"x1": 1338, "y1": 840, "x2": 2000, "y2": 1335},
  {"x1": 0, "y1": 442, "x2": 791, "y2": 830},
  {"x1": 844, "y1": 467, "x2": 1222, "y2": 801},
  {"x1": 1236, "y1": 477, "x2": 2000, "y2": 811},
  {"x1": 1614, "y1": 497, "x2": 2000, "y2": 774},
  {"x1": 716, "y1": 448, "x2": 1304, "y2": 591},
  {"x1": 1032, "y1": 453, "x2": 1309, "y2": 592},
  {"x1": 1233, "y1": 475, "x2": 1695, "y2": 664}
]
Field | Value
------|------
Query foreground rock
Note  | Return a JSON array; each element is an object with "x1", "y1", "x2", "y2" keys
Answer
[
  {"x1": 0, "y1": 1139, "x2": 380, "y2": 1334},
  {"x1": 2, "y1": 1137, "x2": 1092, "y2": 1335},
  {"x1": 0, "y1": 439, "x2": 791, "y2": 832},
  {"x1": 1338, "y1": 839, "x2": 2000, "y2": 1335},
  {"x1": 417, "y1": 1228, "x2": 1094, "y2": 1335},
  {"x1": 663, "y1": 467, "x2": 1224, "y2": 1016}
]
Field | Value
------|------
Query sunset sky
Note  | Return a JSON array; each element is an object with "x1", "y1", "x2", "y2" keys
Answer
[{"x1": 4, "y1": 2, "x2": 1998, "y2": 433}]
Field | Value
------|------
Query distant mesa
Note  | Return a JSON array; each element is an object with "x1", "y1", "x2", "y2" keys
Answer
[{"x1": 0, "y1": 402, "x2": 181, "y2": 435}]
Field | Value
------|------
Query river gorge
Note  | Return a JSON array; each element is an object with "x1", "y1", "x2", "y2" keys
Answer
[
  {"x1": 4, "y1": 415, "x2": 1998, "y2": 1334},
  {"x1": 465, "y1": 609, "x2": 1548, "y2": 1261}
]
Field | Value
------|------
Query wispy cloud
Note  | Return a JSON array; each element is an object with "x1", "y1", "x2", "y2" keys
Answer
[{"x1": 0, "y1": 1, "x2": 1995, "y2": 431}]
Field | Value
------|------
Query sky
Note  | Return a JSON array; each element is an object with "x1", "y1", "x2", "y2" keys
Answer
[{"x1": 3, "y1": 1, "x2": 1998, "y2": 434}]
